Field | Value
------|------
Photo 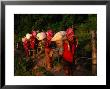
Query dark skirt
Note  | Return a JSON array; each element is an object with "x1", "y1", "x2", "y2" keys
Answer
[{"x1": 63, "y1": 60, "x2": 76, "y2": 75}]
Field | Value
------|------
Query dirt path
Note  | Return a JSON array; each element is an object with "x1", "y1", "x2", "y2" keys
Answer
[{"x1": 14, "y1": 49, "x2": 94, "y2": 76}]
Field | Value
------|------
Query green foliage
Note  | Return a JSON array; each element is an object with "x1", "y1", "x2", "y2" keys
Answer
[
  {"x1": 14, "y1": 56, "x2": 35, "y2": 76},
  {"x1": 37, "y1": 67, "x2": 46, "y2": 73},
  {"x1": 75, "y1": 14, "x2": 96, "y2": 57}
]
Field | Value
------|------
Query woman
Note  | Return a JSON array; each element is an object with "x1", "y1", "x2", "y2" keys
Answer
[
  {"x1": 45, "y1": 29, "x2": 54, "y2": 71},
  {"x1": 22, "y1": 36, "x2": 29, "y2": 58},
  {"x1": 63, "y1": 27, "x2": 78, "y2": 75},
  {"x1": 30, "y1": 30, "x2": 37, "y2": 58},
  {"x1": 36, "y1": 32, "x2": 47, "y2": 67},
  {"x1": 30, "y1": 30, "x2": 37, "y2": 49},
  {"x1": 51, "y1": 32, "x2": 64, "y2": 72}
]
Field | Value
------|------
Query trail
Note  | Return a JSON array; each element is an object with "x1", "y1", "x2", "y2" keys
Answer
[{"x1": 14, "y1": 49, "x2": 95, "y2": 76}]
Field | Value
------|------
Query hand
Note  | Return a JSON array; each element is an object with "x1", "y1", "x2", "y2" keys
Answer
[
  {"x1": 49, "y1": 50, "x2": 53, "y2": 57},
  {"x1": 76, "y1": 45, "x2": 78, "y2": 48}
]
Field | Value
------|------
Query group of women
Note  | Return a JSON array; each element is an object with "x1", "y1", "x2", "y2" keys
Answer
[{"x1": 21, "y1": 27, "x2": 78, "y2": 75}]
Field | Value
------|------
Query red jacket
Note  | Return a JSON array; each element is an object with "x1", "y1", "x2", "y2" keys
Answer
[
  {"x1": 30, "y1": 36, "x2": 35, "y2": 49},
  {"x1": 63, "y1": 41, "x2": 76, "y2": 63},
  {"x1": 23, "y1": 40, "x2": 29, "y2": 56},
  {"x1": 23, "y1": 40, "x2": 28, "y2": 50}
]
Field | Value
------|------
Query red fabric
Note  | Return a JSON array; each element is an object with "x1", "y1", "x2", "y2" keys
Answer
[
  {"x1": 32, "y1": 31, "x2": 37, "y2": 38},
  {"x1": 23, "y1": 40, "x2": 28, "y2": 49},
  {"x1": 46, "y1": 30, "x2": 53, "y2": 37},
  {"x1": 66, "y1": 28, "x2": 74, "y2": 37},
  {"x1": 46, "y1": 30, "x2": 53, "y2": 41},
  {"x1": 45, "y1": 40, "x2": 51, "y2": 48},
  {"x1": 23, "y1": 40, "x2": 29, "y2": 56},
  {"x1": 63, "y1": 41, "x2": 76, "y2": 63},
  {"x1": 30, "y1": 36, "x2": 35, "y2": 49}
]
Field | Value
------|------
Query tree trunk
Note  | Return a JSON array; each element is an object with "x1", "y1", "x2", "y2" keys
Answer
[
  {"x1": 91, "y1": 30, "x2": 97, "y2": 75},
  {"x1": 91, "y1": 30, "x2": 97, "y2": 64}
]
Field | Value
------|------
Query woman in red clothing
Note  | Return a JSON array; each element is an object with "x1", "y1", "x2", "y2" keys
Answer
[
  {"x1": 30, "y1": 30, "x2": 37, "y2": 49},
  {"x1": 45, "y1": 29, "x2": 54, "y2": 70},
  {"x1": 22, "y1": 36, "x2": 29, "y2": 58},
  {"x1": 29, "y1": 30, "x2": 37, "y2": 58},
  {"x1": 63, "y1": 27, "x2": 78, "y2": 75}
]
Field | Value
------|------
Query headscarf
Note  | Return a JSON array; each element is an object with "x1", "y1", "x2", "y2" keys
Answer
[
  {"x1": 59, "y1": 31, "x2": 66, "y2": 40},
  {"x1": 22, "y1": 37, "x2": 27, "y2": 43},
  {"x1": 32, "y1": 31, "x2": 37, "y2": 37},
  {"x1": 66, "y1": 27, "x2": 74, "y2": 37},
  {"x1": 37, "y1": 32, "x2": 46, "y2": 40},
  {"x1": 51, "y1": 32, "x2": 62, "y2": 41},
  {"x1": 26, "y1": 33, "x2": 31, "y2": 40},
  {"x1": 46, "y1": 30, "x2": 54, "y2": 38}
]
